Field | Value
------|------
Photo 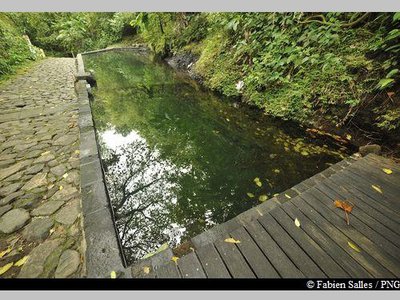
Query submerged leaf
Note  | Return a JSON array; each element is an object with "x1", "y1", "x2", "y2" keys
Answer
[
  {"x1": 382, "y1": 168, "x2": 393, "y2": 175},
  {"x1": 0, "y1": 262, "x2": 14, "y2": 276},
  {"x1": 254, "y1": 177, "x2": 262, "y2": 187},
  {"x1": 371, "y1": 185, "x2": 382, "y2": 194},
  {"x1": 294, "y1": 218, "x2": 301, "y2": 227},
  {"x1": 348, "y1": 241, "x2": 361, "y2": 253},
  {"x1": 224, "y1": 238, "x2": 241, "y2": 244},
  {"x1": 259, "y1": 195, "x2": 268, "y2": 202},
  {"x1": 14, "y1": 256, "x2": 29, "y2": 267},
  {"x1": 247, "y1": 192, "x2": 255, "y2": 198}
]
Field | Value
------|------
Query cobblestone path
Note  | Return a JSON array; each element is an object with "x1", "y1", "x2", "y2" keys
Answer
[{"x1": 0, "y1": 58, "x2": 85, "y2": 278}]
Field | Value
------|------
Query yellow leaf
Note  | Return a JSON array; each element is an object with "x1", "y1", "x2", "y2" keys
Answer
[
  {"x1": 41, "y1": 151, "x2": 50, "y2": 156},
  {"x1": 253, "y1": 177, "x2": 262, "y2": 187},
  {"x1": 382, "y1": 168, "x2": 393, "y2": 175},
  {"x1": 110, "y1": 271, "x2": 117, "y2": 279},
  {"x1": 346, "y1": 134, "x2": 352, "y2": 140},
  {"x1": 273, "y1": 169, "x2": 280, "y2": 174},
  {"x1": 171, "y1": 256, "x2": 179, "y2": 264},
  {"x1": 74, "y1": 150, "x2": 80, "y2": 155},
  {"x1": 259, "y1": 195, "x2": 268, "y2": 202},
  {"x1": 59, "y1": 185, "x2": 63, "y2": 191},
  {"x1": 371, "y1": 185, "x2": 382, "y2": 194},
  {"x1": 273, "y1": 193, "x2": 279, "y2": 197},
  {"x1": 246, "y1": 192, "x2": 254, "y2": 198},
  {"x1": 0, "y1": 247, "x2": 12, "y2": 258},
  {"x1": 62, "y1": 173, "x2": 69, "y2": 179},
  {"x1": 348, "y1": 241, "x2": 361, "y2": 253},
  {"x1": 14, "y1": 256, "x2": 29, "y2": 267},
  {"x1": 301, "y1": 151, "x2": 309, "y2": 156},
  {"x1": 294, "y1": 218, "x2": 301, "y2": 227},
  {"x1": 285, "y1": 194, "x2": 291, "y2": 199},
  {"x1": 143, "y1": 266, "x2": 150, "y2": 274},
  {"x1": 0, "y1": 262, "x2": 14, "y2": 276},
  {"x1": 224, "y1": 238, "x2": 241, "y2": 244}
]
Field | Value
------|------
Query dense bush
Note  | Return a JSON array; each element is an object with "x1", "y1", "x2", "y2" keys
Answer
[{"x1": 0, "y1": 14, "x2": 38, "y2": 76}]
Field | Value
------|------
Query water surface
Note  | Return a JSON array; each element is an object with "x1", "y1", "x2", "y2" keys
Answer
[{"x1": 84, "y1": 51, "x2": 346, "y2": 265}]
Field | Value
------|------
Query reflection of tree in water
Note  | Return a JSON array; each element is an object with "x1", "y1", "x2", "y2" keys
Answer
[{"x1": 102, "y1": 139, "x2": 189, "y2": 264}]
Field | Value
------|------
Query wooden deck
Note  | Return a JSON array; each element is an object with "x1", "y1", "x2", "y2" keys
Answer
[{"x1": 130, "y1": 154, "x2": 400, "y2": 278}]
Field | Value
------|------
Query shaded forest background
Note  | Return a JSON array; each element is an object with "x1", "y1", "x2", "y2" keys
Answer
[{"x1": 0, "y1": 12, "x2": 399, "y2": 150}]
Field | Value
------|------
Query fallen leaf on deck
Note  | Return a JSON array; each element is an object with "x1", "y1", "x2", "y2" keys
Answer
[
  {"x1": 143, "y1": 266, "x2": 150, "y2": 274},
  {"x1": 294, "y1": 218, "x2": 301, "y2": 227},
  {"x1": 224, "y1": 238, "x2": 241, "y2": 244},
  {"x1": 348, "y1": 241, "x2": 361, "y2": 253},
  {"x1": 259, "y1": 195, "x2": 268, "y2": 202},
  {"x1": 14, "y1": 256, "x2": 29, "y2": 267},
  {"x1": 0, "y1": 247, "x2": 12, "y2": 258},
  {"x1": 285, "y1": 194, "x2": 291, "y2": 199},
  {"x1": 247, "y1": 192, "x2": 255, "y2": 198},
  {"x1": 171, "y1": 256, "x2": 179, "y2": 264},
  {"x1": 110, "y1": 271, "x2": 117, "y2": 278},
  {"x1": 371, "y1": 185, "x2": 382, "y2": 194},
  {"x1": 382, "y1": 168, "x2": 393, "y2": 175},
  {"x1": 0, "y1": 262, "x2": 14, "y2": 276},
  {"x1": 334, "y1": 200, "x2": 354, "y2": 225}
]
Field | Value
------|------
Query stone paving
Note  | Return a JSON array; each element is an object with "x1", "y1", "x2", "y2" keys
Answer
[{"x1": 0, "y1": 58, "x2": 85, "y2": 278}]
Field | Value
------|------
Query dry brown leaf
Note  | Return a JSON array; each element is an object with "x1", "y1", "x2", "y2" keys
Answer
[{"x1": 334, "y1": 200, "x2": 355, "y2": 225}]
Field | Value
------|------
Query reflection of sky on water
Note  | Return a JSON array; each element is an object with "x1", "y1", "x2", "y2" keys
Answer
[{"x1": 100, "y1": 127, "x2": 192, "y2": 262}]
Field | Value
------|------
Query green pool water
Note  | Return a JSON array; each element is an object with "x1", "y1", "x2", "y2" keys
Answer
[{"x1": 84, "y1": 50, "x2": 347, "y2": 265}]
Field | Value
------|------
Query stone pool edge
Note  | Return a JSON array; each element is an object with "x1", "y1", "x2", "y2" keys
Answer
[{"x1": 75, "y1": 53, "x2": 127, "y2": 278}]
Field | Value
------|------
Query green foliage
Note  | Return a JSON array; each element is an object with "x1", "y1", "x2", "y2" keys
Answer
[{"x1": 0, "y1": 14, "x2": 37, "y2": 76}]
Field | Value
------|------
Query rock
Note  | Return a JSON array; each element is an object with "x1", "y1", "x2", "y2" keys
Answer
[
  {"x1": 0, "y1": 161, "x2": 27, "y2": 181},
  {"x1": 22, "y1": 172, "x2": 47, "y2": 191},
  {"x1": 14, "y1": 142, "x2": 37, "y2": 152},
  {"x1": 0, "y1": 208, "x2": 30, "y2": 234},
  {"x1": 53, "y1": 135, "x2": 78, "y2": 146},
  {"x1": 33, "y1": 154, "x2": 55, "y2": 164},
  {"x1": 0, "y1": 182, "x2": 23, "y2": 197},
  {"x1": 54, "y1": 250, "x2": 80, "y2": 278},
  {"x1": 55, "y1": 199, "x2": 80, "y2": 225},
  {"x1": 22, "y1": 217, "x2": 54, "y2": 241},
  {"x1": 359, "y1": 144, "x2": 381, "y2": 157},
  {"x1": 18, "y1": 239, "x2": 61, "y2": 278},
  {"x1": 0, "y1": 204, "x2": 12, "y2": 217},
  {"x1": 48, "y1": 160, "x2": 60, "y2": 168},
  {"x1": 31, "y1": 200, "x2": 64, "y2": 216},
  {"x1": 13, "y1": 197, "x2": 41, "y2": 209},
  {"x1": 0, "y1": 191, "x2": 23, "y2": 206},
  {"x1": 51, "y1": 185, "x2": 78, "y2": 202},
  {"x1": 25, "y1": 163, "x2": 45, "y2": 175},
  {"x1": 65, "y1": 170, "x2": 79, "y2": 186},
  {"x1": 50, "y1": 165, "x2": 66, "y2": 177},
  {"x1": 25, "y1": 150, "x2": 43, "y2": 159}
]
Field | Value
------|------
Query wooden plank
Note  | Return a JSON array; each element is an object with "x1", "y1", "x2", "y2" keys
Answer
[
  {"x1": 214, "y1": 235, "x2": 256, "y2": 278},
  {"x1": 300, "y1": 190, "x2": 400, "y2": 277},
  {"x1": 331, "y1": 171, "x2": 400, "y2": 222},
  {"x1": 348, "y1": 161, "x2": 400, "y2": 199},
  {"x1": 257, "y1": 214, "x2": 326, "y2": 277},
  {"x1": 365, "y1": 154, "x2": 400, "y2": 173},
  {"x1": 291, "y1": 196, "x2": 393, "y2": 277},
  {"x1": 229, "y1": 227, "x2": 279, "y2": 278},
  {"x1": 316, "y1": 179, "x2": 400, "y2": 249},
  {"x1": 326, "y1": 172, "x2": 400, "y2": 229},
  {"x1": 331, "y1": 169, "x2": 400, "y2": 215},
  {"x1": 244, "y1": 220, "x2": 304, "y2": 278},
  {"x1": 281, "y1": 201, "x2": 372, "y2": 278},
  {"x1": 177, "y1": 252, "x2": 206, "y2": 278},
  {"x1": 269, "y1": 206, "x2": 349, "y2": 278},
  {"x1": 195, "y1": 243, "x2": 231, "y2": 278},
  {"x1": 154, "y1": 261, "x2": 181, "y2": 278},
  {"x1": 341, "y1": 164, "x2": 400, "y2": 211}
]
